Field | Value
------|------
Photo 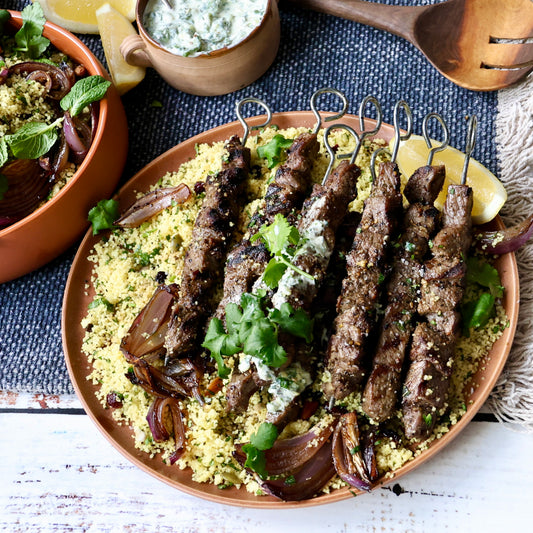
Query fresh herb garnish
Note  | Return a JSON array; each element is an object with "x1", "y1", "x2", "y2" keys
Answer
[
  {"x1": 0, "y1": 9, "x2": 10, "y2": 33},
  {"x1": 422, "y1": 413, "x2": 432, "y2": 427},
  {"x1": 88, "y1": 199, "x2": 119, "y2": 235},
  {"x1": 202, "y1": 290, "x2": 313, "y2": 377},
  {"x1": 0, "y1": 138, "x2": 8, "y2": 168},
  {"x1": 88, "y1": 297, "x2": 114, "y2": 312},
  {"x1": 0, "y1": 174, "x2": 8, "y2": 201},
  {"x1": 13, "y1": 2, "x2": 50, "y2": 59},
  {"x1": 251, "y1": 213, "x2": 315, "y2": 289},
  {"x1": 257, "y1": 134, "x2": 293, "y2": 168},
  {"x1": 241, "y1": 422, "x2": 278, "y2": 479},
  {"x1": 462, "y1": 256, "x2": 504, "y2": 334},
  {"x1": 60, "y1": 75, "x2": 111, "y2": 117},
  {"x1": 3, "y1": 117, "x2": 63, "y2": 159}
]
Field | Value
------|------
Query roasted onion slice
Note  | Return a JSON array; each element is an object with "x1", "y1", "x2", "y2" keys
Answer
[
  {"x1": 9, "y1": 61, "x2": 73, "y2": 99},
  {"x1": 115, "y1": 185, "x2": 192, "y2": 228},
  {"x1": 146, "y1": 397, "x2": 187, "y2": 460},
  {"x1": 474, "y1": 214, "x2": 533, "y2": 254},
  {"x1": 332, "y1": 412, "x2": 372, "y2": 492}
]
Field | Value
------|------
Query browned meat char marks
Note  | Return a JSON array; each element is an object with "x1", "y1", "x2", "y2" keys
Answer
[
  {"x1": 164, "y1": 136, "x2": 250, "y2": 361},
  {"x1": 402, "y1": 184, "x2": 473, "y2": 440},
  {"x1": 217, "y1": 132, "x2": 319, "y2": 317},
  {"x1": 222, "y1": 133, "x2": 319, "y2": 413},
  {"x1": 362, "y1": 165, "x2": 444, "y2": 423},
  {"x1": 324, "y1": 161, "x2": 403, "y2": 402}
]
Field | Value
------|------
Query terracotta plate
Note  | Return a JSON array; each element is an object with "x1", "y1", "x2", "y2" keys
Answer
[{"x1": 62, "y1": 112, "x2": 519, "y2": 508}]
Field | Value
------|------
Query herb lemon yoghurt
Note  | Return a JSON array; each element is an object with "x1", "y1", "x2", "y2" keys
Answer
[{"x1": 143, "y1": 0, "x2": 268, "y2": 57}]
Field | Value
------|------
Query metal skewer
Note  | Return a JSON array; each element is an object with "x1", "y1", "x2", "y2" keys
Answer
[
  {"x1": 310, "y1": 87, "x2": 349, "y2": 134},
  {"x1": 322, "y1": 124, "x2": 360, "y2": 184},
  {"x1": 461, "y1": 115, "x2": 478, "y2": 185},
  {"x1": 235, "y1": 97, "x2": 272, "y2": 145},
  {"x1": 422, "y1": 112, "x2": 450, "y2": 165}
]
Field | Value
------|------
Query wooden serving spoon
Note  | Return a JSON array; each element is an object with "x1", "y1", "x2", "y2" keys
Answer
[{"x1": 288, "y1": 0, "x2": 533, "y2": 91}]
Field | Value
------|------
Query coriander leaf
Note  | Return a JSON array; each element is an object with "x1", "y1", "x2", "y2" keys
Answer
[
  {"x1": 201, "y1": 317, "x2": 236, "y2": 378},
  {"x1": 88, "y1": 198, "x2": 119, "y2": 235},
  {"x1": 4, "y1": 119, "x2": 61, "y2": 159},
  {"x1": 257, "y1": 134, "x2": 293, "y2": 168},
  {"x1": 243, "y1": 321, "x2": 278, "y2": 357},
  {"x1": 250, "y1": 422, "x2": 278, "y2": 450},
  {"x1": 261, "y1": 257, "x2": 287, "y2": 289},
  {"x1": 242, "y1": 443, "x2": 268, "y2": 479},
  {"x1": 60, "y1": 76, "x2": 111, "y2": 117},
  {"x1": 0, "y1": 138, "x2": 8, "y2": 168},
  {"x1": 224, "y1": 302, "x2": 243, "y2": 335},
  {"x1": 251, "y1": 213, "x2": 296, "y2": 256},
  {"x1": 241, "y1": 422, "x2": 278, "y2": 479},
  {"x1": 0, "y1": 174, "x2": 8, "y2": 201},
  {"x1": 14, "y1": 2, "x2": 50, "y2": 58},
  {"x1": 269, "y1": 302, "x2": 314, "y2": 343},
  {"x1": 466, "y1": 257, "x2": 504, "y2": 298},
  {"x1": 0, "y1": 9, "x2": 11, "y2": 34},
  {"x1": 240, "y1": 292, "x2": 267, "y2": 323}
]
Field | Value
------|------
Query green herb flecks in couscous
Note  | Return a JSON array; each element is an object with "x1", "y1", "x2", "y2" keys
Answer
[{"x1": 81, "y1": 125, "x2": 508, "y2": 500}]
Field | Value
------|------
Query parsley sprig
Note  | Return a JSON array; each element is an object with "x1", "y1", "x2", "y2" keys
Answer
[
  {"x1": 241, "y1": 422, "x2": 278, "y2": 479},
  {"x1": 251, "y1": 213, "x2": 315, "y2": 289},
  {"x1": 202, "y1": 290, "x2": 313, "y2": 378}
]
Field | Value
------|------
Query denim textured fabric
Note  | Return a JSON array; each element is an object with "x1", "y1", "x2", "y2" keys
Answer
[{"x1": 0, "y1": 0, "x2": 498, "y2": 393}]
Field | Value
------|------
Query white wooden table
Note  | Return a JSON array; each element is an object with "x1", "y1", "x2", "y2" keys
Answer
[{"x1": 1, "y1": 392, "x2": 531, "y2": 532}]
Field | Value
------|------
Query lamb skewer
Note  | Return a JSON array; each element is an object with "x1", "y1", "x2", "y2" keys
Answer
[
  {"x1": 323, "y1": 101, "x2": 405, "y2": 402},
  {"x1": 164, "y1": 99, "x2": 271, "y2": 363},
  {"x1": 402, "y1": 115, "x2": 476, "y2": 440},
  {"x1": 362, "y1": 108, "x2": 448, "y2": 423}
]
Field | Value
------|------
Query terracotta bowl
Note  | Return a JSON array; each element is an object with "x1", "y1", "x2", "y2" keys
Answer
[
  {"x1": 120, "y1": 0, "x2": 280, "y2": 95},
  {"x1": 0, "y1": 11, "x2": 128, "y2": 284}
]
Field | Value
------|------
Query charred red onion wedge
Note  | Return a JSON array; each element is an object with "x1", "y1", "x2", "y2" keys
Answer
[
  {"x1": 258, "y1": 438, "x2": 336, "y2": 501},
  {"x1": 8, "y1": 61, "x2": 73, "y2": 99},
  {"x1": 115, "y1": 185, "x2": 192, "y2": 228},
  {"x1": 332, "y1": 412, "x2": 372, "y2": 492},
  {"x1": 474, "y1": 213, "x2": 533, "y2": 254},
  {"x1": 63, "y1": 112, "x2": 92, "y2": 163},
  {"x1": 146, "y1": 397, "x2": 187, "y2": 460},
  {"x1": 120, "y1": 284, "x2": 203, "y2": 401}
]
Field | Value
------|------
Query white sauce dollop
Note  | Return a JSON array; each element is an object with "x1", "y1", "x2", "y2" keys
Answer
[{"x1": 143, "y1": 0, "x2": 268, "y2": 57}]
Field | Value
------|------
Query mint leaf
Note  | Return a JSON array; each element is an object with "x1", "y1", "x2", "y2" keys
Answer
[
  {"x1": 250, "y1": 422, "x2": 278, "y2": 450},
  {"x1": 88, "y1": 198, "x2": 119, "y2": 235},
  {"x1": 0, "y1": 9, "x2": 11, "y2": 34},
  {"x1": 14, "y1": 2, "x2": 50, "y2": 59},
  {"x1": 269, "y1": 302, "x2": 314, "y2": 343},
  {"x1": 4, "y1": 119, "x2": 61, "y2": 159},
  {"x1": 88, "y1": 297, "x2": 114, "y2": 312},
  {"x1": 257, "y1": 134, "x2": 293, "y2": 168},
  {"x1": 0, "y1": 174, "x2": 8, "y2": 201},
  {"x1": 60, "y1": 76, "x2": 111, "y2": 117}
]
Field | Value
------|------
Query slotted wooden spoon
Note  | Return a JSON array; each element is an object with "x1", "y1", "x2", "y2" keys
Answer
[{"x1": 288, "y1": 0, "x2": 533, "y2": 91}]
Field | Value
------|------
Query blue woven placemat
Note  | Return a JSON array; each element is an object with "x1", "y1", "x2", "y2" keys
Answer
[{"x1": 0, "y1": 0, "x2": 498, "y2": 394}]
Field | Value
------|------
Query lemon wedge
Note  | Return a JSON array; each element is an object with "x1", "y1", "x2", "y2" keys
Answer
[
  {"x1": 392, "y1": 135, "x2": 507, "y2": 225},
  {"x1": 96, "y1": 4, "x2": 145, "y2": 95},
  {"x1": 37, "y1": 0, "x2": 135, "y2": 34}
]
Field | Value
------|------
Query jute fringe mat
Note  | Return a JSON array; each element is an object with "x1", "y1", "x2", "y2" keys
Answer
[{"x1": 489, "y1": 73, "x2": 533, "y2": 432}]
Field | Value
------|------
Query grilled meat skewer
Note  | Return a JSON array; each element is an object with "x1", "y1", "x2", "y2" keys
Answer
[
  {"x1": 227, "y1": 159, "x2": 360, "y2": 420},
  {"x1": 224, "y1": 132, "x2": 319, "y2": 412},
  {"x1": 362, "y1": 165, "x2": 445, "y2": 423},
  {"x1": 402, "y1": 184, "x2": 473, "y2": 440},
  {"x1": 324, "y1": 161, "x2": 403, "y2": 402},
  {"x1": 216, "y1": 132, "x2": 319, "y2": 315},
  {"x1": 164, "y1": 136, "x2": 250, "y2": 362}
]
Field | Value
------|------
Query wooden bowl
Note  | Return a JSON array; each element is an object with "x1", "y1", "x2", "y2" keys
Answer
[
  {"x1": 120, "y1": 0, "x2": 280, "y2": 95},
  {"x1": 0, "y1": 11, "x2": 128, "y2": 284},
  {"x1": 62, "y1": 111, "x2": 519, "y2": 508}
]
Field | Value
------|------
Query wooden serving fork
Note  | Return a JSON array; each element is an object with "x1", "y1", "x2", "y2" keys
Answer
[{"x1": 288, "y1": 0, "x2": 533, "y2": 91}]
